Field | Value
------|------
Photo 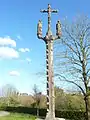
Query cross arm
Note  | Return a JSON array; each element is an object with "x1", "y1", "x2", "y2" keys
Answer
[
  {"x1": 51, "y1": 10, "x2": 58, "y2": 13},
  {"x1": 40, "y1": 10, "x2": 48, "y2": 13}
]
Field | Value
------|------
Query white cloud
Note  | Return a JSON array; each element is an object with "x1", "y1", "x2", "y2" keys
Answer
[
  {"x1": 0, "y1": 36, "x2": 16, "y2": 47},
  {"x1": 0, "y1": 36, "x2": 19, "y2": 59},
  {"x1": 9, "y1": 71, "x2": 20, "y2": 76},
  {"x1": 19, "y1": 48, "x2": 30, "y2": 53},
  {"x1": 0, "y1": 47, "x2": 19, "y2": 59},
  {"x1": 17, "y1": 35, "x2": 22, "y2": 40},
  {"x1": 26, "y1": 58, "x2": 31, "y2": 63},
  {"x1": 25, "y1": 48, "x2": 30, "y2": 52}
]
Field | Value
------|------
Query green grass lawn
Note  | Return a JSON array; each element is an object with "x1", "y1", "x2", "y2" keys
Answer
[{"x1": 0, "y1": 113, "x2": 36, "y2": 120}]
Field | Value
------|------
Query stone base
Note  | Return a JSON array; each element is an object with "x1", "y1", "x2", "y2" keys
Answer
[
  {"x1": 55, "y1": 118, "x2": 66, "y2": 120},
  {"x1": 45, "y1": 112, "x2": 55, "y2": 120},
  {"x1": 35, "y1": 111, "x2": 65, "y2": 120},
  {"x1": 35, "y1": 118, "x2": 65, "y2": 120}
]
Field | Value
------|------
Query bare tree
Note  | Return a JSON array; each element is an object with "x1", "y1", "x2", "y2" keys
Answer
[
  {"x1": 54, "y1": 15, "x2": 90, "y2": 120},
  {"x1": 2, "y1": 84, "x2": 19, "y2": 106},
  {"x1": 33, "y1": 84, "x2": 42, "y2": 116}
]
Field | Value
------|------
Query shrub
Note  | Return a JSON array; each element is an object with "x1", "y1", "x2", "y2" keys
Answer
[{"x1": 0, "y1": 106, "x2": 85, "y2": 120}]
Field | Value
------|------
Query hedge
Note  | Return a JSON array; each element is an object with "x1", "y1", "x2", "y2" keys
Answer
[{"x1": 0, "y1": 106, "x2": 85, "y2": 120}]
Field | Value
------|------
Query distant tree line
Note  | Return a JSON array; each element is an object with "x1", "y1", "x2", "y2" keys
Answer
[{"x1": 0, "y1": 84, "x2": 85, "y2": 111}]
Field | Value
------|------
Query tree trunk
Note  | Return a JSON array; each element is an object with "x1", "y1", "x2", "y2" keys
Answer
[
  {"x1": 37, "y1": 108, "x2": 39, "y2": 117},
  {"x1": 84, "y1": 96, "x2": 90, "y2": 120},
  {"x1": 87, "y1": 96, "x2": 90, "y2": 120},
  {"x1": 36, "y1": 104, "x2": 39, "y2": 117}
]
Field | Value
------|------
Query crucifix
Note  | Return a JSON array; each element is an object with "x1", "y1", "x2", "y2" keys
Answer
[{"x1": 37, "y1": 4, "x2": 61, "y2": 120}]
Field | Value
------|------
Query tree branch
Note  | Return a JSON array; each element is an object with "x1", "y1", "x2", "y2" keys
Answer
[{"x1": 57, "y1": 74, "x2": 86, "y2": 96}]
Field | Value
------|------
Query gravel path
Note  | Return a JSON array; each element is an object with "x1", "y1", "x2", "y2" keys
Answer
[{"x1": 0, "y1": 111, "x2": 10, "y2": 117}]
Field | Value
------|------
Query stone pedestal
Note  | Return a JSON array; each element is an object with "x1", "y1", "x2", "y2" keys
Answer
[
  {"x1": 35, "y1": 118, "x2": 65, "y2": 120},
  {"x1": 45, "y1": 111, "x2": 55, "y2": 120}
]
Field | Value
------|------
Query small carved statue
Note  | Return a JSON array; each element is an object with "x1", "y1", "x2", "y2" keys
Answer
[
  {"x1": 56, "y1": 20, "x2": 61, "y2": 36},
  {"x1": 37, "y1": 20, "x2": 42, "y2": 38}
]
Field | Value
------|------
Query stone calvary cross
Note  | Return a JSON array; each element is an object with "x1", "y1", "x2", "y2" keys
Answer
[{"x1": 37, "y1": 4, "x2": 61, "y2": 120}]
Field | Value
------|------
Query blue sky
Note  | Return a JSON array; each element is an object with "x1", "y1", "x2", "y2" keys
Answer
[{"x1": 0, "y1": 0, "x2": 90, "y2": 94}]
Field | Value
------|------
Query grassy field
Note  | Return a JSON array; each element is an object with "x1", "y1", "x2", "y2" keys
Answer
[{"x1": 0, "y1": 113, "x2": 36, "y2": 120}]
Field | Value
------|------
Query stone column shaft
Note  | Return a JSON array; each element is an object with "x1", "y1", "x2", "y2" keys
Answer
[{"x1": 45, "y1": 40, "x2": 55, "y2": 120}]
